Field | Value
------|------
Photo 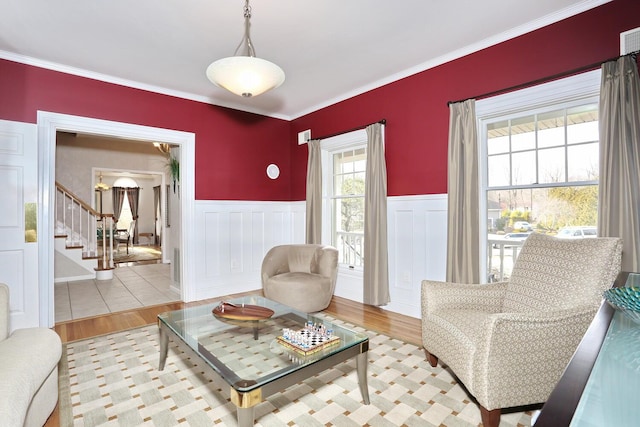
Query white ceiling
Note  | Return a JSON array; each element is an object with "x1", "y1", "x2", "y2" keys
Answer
[{"x1": 0, "y1": 0, "x2": 609, "y2": 120}]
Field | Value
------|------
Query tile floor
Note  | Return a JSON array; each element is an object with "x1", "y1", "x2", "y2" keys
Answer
[{"x1": 55, "y1": 263, "x2": 180, "y2": 322}]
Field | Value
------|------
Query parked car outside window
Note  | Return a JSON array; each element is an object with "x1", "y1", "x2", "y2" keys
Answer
[
  {"x1": 556, "y1": 226, "x2": 597, "y2": 238},
  {"x1": 493, "y1": 232, "x2": 532, "y2": 248},
  {"x1": 513, "y1": 221, "x2": 533, "y2": 231}
]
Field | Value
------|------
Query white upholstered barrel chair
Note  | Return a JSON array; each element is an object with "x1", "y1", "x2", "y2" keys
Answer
[
  {"x1": 262, "y1": 244, "x2": 339, "y2": 313},
  {"x1": 421, "y1": 233, "x2": 622, "y2": 427}
]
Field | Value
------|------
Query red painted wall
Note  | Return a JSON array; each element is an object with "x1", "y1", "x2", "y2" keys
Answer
[
  {"x1": 0, "y1": 60, "x2": 291, "y2": 201},
  {"x1": 290, "y1": 0, "x2": 640, "y2": 200},
  {"x1": 1, "y1": 0, "x2": 639, "y2": 202}
]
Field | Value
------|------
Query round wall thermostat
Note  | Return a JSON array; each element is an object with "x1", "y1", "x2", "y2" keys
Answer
[{"x1": 266, "y1": 163, "x2": 280, "y2": 179}]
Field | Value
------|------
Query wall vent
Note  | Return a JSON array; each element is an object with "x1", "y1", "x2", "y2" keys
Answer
[
  {"x1": 621, "y1": 27, "x2": 640, "y2": 55},
  {"x1": 298, "y1": 129, "x2": 311, "y2": 145}
]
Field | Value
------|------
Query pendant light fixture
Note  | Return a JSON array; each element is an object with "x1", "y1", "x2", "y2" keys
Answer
[
  {"x1": 95, "y1": 173, "x2": 110, "y2": 192},
  {"x1": 206, "y1": 0, "x2": 285, "y2": 98},
  {"x1": 153, "y1": 142, "x2": 171, "y2": 156}
]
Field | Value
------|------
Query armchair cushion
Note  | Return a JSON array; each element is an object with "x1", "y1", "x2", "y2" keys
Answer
[{"x1": 287, "y1": 244, "x2": 318, "y2": 274}]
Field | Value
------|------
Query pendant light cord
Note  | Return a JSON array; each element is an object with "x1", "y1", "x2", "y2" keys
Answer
[{"x1": 233, "y1": 0, "x2": 256, "y2": 58}]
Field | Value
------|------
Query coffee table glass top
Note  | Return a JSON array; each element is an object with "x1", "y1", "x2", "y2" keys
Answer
[{"x1": 158, "y1": 295, "x2": 369, "y2": 392}]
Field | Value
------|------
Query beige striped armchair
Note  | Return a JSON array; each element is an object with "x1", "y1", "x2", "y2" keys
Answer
[{"x1": 421, "y1": 233, "x2": 622, "y2": 427}]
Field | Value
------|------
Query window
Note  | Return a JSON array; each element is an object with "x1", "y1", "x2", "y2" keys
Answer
[
  {"x1": 478, "y1": 70, "x2": 601, "y2": 282},
  {"x1": 321, "y1": 130, "x2": 367, "y2": 269},
  {"x1": 113, "y1": 177, "x2": 138, "y2": 230}
]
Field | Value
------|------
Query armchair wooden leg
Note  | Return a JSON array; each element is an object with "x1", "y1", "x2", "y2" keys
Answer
[
  {"x1": 480, "y1": 406, "x2": 500, "y2": 427},
  {"x1": 423, "y1": 349, "x2": 438, "y2": 367}
]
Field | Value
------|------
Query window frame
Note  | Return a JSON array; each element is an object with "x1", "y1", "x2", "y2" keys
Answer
[
  {"x1": 320, "y1": 129, "x2": 368, "y2": 272},
  {"x1": 476, "y1": 70, "x2": 601, "y2": 282}
]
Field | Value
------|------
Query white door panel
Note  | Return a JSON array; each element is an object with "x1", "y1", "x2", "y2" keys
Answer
[{"x1": 0, "y1": 119, "x2": 39, "y2": 331}]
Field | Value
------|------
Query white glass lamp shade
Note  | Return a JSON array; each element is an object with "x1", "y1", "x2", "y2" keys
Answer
[{"x1": 206, "y1": 56, "x2": 285, "y2": 97}]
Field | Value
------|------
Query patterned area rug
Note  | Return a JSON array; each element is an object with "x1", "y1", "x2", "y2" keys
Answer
[
  {"x1": 112, "y1": 246, "x2": 162, "y2": 264},
  {"x1": 59, "y1": 318, "x2": 533, "y2": 426}
]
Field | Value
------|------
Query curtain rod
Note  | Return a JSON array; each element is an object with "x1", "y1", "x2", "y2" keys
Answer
[
  {"x1": 308, "y1": 119, "x2": 386, "y2": 142},
  {"x1": 447, "y1": 50, "x2": 639, "y2": 106}
]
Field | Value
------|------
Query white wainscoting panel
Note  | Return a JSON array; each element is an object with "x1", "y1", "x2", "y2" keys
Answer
[
  {"x1": 191, "y1": 196, "x2": 447, "y2": 319},
  {"x1": 386, "y1": 194, "x2": 448, "y2": 318},
  {"x1": 193, "y1": 201, "x2": 305, "y2": 301}
]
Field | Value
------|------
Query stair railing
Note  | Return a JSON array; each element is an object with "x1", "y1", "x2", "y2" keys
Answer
[{"x1": 55, "y1": 182, "x2": 114, "y2": 269}]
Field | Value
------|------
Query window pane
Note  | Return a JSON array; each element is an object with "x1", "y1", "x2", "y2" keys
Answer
[
  {"x1": 486, "y1": 185, "x2": 598, "y2": 282},
  {"x1": 567, "y1": 121, "x2": 598, "y2": 144},
  {"x1": 511, "y1": 116, "x2": 535, "y2": 151},
  {"x1": 488, "y1": 154, "x2": 510, "y2": 187},
  {"x1": 333, "y1": 152, "x2": 343, "y2": 173},
  {"x1": 341, "y1": 175, "x2": 365, "y2": 197},
  {"x1": 342, "y1": 160, "x2": 354, "y2": 173},
  {"x1": 567, "y1": 104, "x2": 598, "y2": 145},
  {"x1": 353, "y1": 148, "x2": 367, "y2": 170},
  {"x1": 538, "y1": 110, "x2": 565, "y2": 148},
  {"x1": 334, "y1": 174, "x2": 344, "y2": 195},
  {"x1": 568, "y1": 142, "x2": 598, "y2": 181},
  {"x1": 333, "y1": 196, "x2": 365, "y2": 267},
  {"x1": 511, "y1": 151, "x2": 536, "y2": 185},
  {"x1": 538, "y1": 147, "x2": 566, "y2": 183},
  {"x1": 487, "y1": 120, "x2": 510, "y2": 155},
  {"x1": 337, "y1": 197, "x2": 364, "y2": 232}
]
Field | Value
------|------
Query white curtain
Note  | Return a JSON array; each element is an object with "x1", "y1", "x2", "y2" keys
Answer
[
  {"x1": 306, "y1": 139, "x2": 322, "y2": 244},
  {"x1": 363, "y1": 123, "x2": 390, "y2": 306},
  {"x1": 446, "y1": 100, "x2": 480, "y2": 283},
  {"x1": 598, "y1": 55, "x2": 640, "y2": 272}
]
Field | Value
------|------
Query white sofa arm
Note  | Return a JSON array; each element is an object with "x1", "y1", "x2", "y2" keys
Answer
[{"x1": 0, "y1": 327, "x2": 62, "y2": 427}]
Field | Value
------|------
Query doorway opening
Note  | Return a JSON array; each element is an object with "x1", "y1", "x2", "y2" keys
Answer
[{"x1": 38, "y1": 111, "x2": 196, "y2": 327}]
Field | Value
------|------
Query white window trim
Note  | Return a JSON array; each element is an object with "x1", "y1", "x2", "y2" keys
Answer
[
  {"x1": 320, "y1": 129, "x2": 367, "y2": 273},
  {"x1": 476, "y1": 69, "x2": 602, "y2": 281}
]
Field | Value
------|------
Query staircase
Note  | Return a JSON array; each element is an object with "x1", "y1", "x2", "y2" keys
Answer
[{"x1": 55, "y1": 182, "x2": 115, "y2": 282}]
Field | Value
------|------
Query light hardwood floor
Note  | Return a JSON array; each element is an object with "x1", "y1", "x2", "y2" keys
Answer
[{"x1": 45, "y1": 292, "x2": 422, "y2": 427}]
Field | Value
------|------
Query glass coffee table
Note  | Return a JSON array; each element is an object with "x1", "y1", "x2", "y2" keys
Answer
[{"x1": 157, "y1": 295, "x2": 370, "y2": 426}]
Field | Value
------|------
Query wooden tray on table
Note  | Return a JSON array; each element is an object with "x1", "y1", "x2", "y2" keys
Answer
[{"x1": 212, "y1": 301, "x2": 274, "y2": 321}]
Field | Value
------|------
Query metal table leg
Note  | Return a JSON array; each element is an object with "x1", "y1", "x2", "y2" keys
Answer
[
  {"x1": 237, "y1": 406, "x2": 256, "y2": 427},
  {"x1": 231, "y1": 387, "x2": 261, "y2": 426},
  {"x1": 356, "y1": 351, "x2": 370, "y2": 404},
  {"x1": 158, "y1": 324, "x2": 169, "y2": 370}
]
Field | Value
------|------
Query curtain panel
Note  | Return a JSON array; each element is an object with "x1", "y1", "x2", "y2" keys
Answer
[
  {"x1": 363, "y1": 123, "x2": 390, "y2": 306},
  {"x1": 153, "y1": 185, "x2": 161, "y2": 245},
  {"x1": 112, "y1": 187, "x2": 126, "y2": 224},
  {"x1": 306, "y1": 139, "x2": 322, "y2": 244},
  {"x1": 127, "y1": 187, "x2": 140, "y2": 244},
  {"x1": 446, "y1": 100, "x2": 480, "y2": 283},
  {"x1": 598, "y1": 55, "x2": 640, "y2": 272}
]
